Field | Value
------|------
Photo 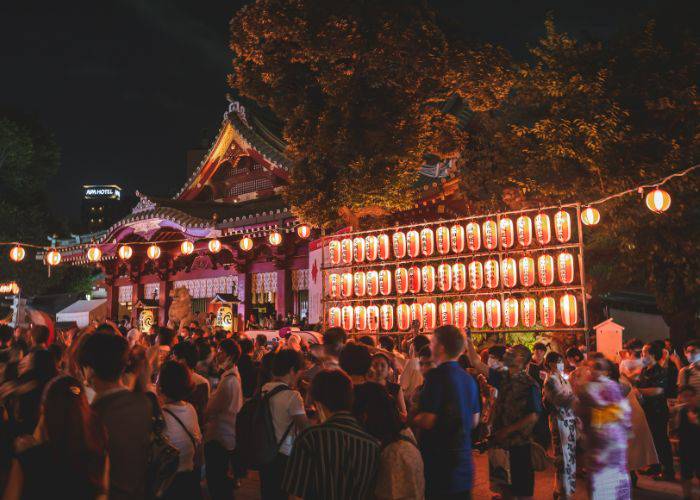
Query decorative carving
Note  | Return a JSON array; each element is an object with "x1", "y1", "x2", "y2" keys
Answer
[
  {"x1": 132, "y1": 191, "x2": 158, "y2": 214},
  {"x1": 190, "y1": 254, "x2": 214, "y2": 271},
  {"x1": 226, "y1": 94, "x2": 248, "y2": 125}
]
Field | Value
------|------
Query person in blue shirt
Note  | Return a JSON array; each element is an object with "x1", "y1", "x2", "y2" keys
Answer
[{"x1": 413, "y1": 325, "x2": 481, "y2": 499}]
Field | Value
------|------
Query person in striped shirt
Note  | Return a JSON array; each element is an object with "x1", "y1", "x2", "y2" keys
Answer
[{"x1": 282, "y1": 369, "x2": 380, "y2": 500}]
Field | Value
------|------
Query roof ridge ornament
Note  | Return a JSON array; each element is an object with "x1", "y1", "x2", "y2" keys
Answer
[
  {"x1": 132, "y1": 191, "x2": 158, "y2": 214},
  {"x1": 226, "y1": 93, "x2": 248, "y2": 126}
]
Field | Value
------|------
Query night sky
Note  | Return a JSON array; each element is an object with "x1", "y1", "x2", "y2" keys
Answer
[{"x1": 0, "y1": 0, "x2": 672, "y2": 225}]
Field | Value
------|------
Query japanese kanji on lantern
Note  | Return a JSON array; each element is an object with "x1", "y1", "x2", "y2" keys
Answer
[{"x1": 321, "y1": 203, "x2": 587, "y2": 335}]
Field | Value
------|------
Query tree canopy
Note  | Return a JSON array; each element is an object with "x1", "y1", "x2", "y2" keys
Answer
[
  {"x1": 230, "y1": 0, "x2": 512, "y2": 226},
  {"x1": 0, "y1": 112, "x2": 94, "y2": 297}
]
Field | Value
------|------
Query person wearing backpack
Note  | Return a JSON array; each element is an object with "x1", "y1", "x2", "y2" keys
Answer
[
  {"x1": 158, "y1": 360, "x2": 203, "y2": 500},
  {"x1": 257, "y1": 349, "x2": 309, "y2": 500}
]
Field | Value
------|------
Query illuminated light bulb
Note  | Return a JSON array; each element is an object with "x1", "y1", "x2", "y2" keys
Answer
[
  {"x1": 268, "y1": 231, "x2": 282, "y2": 246},
  {"x1": 208, "y1": 238, "x2": 222, "y2": 254},
  {"x1": 581, "y1": 206, "x2": 600, "y2": 226},
  {"x1": 86, "y1": 245, "x2": 102, "y2": 262},
  {"x1": 181, "y1": 240, "x2": 194, "y2": 255},
  {"x1": 9, "y1": 245, "x2": 26, "y2": 262},
  {"x1": 118, "y1": 245, "x2": 133, "y2": 260},
  {"x1": 296, "y1": 224, "x2": 311, "y2": 238},
  {"x1": 239, "y1": 237, "x2": 253, "y2": 251},
  {"x1": 147, "y1": 244, "x2": 161, "y2": 260},
  {"x1": 645, "y1": 188, "x2": 671, "y2": 213},
  {"x1": 46, "y1": 249, "x2": 61, "y2": 266}
]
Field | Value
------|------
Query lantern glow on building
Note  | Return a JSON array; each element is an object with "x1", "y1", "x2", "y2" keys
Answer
[
  {"x1": 118, "y1": 244, "x2": 133, "y2": 260},
  {"x1": 147, "y1": 244, "x2": 161, "y2": 260},
  {"x1": 268, "y1": 231, "x2": 283, "y2": 246},
  {"x1": 181, "y1": 240, "x2": 195, "y2": 255},
  {"x1": 86, "y1": 245, "x2": 102, "y2": 262},
  {"x1": 239, "y1": 237, "x2": 253, "y2": 252},
  {"x1": 208, "y1": 238, "x2": 222, "y2": 254}
]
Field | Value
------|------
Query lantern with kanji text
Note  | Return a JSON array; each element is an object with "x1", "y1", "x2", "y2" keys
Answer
[
  {"x1": 466, "y1": 222, "x2": 481, "y2": 251},
  {"x1": 395, "y1": 267, "x2": 408, "y2": 295},
  {"x1": 365, "y1": 235, "x2": 379, "y2": 261},
  {"x1": 341, "y1": 238, "x2": 353, "y2": 264},
  {"x1": 521, "y1": 297, "x2": 537, "y2": 328},
  {"x1": 421, "y1": 227, "x2": 435, "y2": 256},
  {"x1": 468, "y1": 261, "x2": 483, "y2": 290},
  {"x1": 519, "y1": 256, "x2": 536, "y2": 287},
  {"x1": 329, "y1": 240, "x2": 341, "y2": 265},
  {"x1": 486, "y1": 299, "x2": 501, "y2": 328},
  {"x1": 534, "y1": 213, "x2": 552, "y2": 245},
  {"x1": 554, "y1": 210, "x2": 572, "y2": 243},
  {"x1": 378, "y1": 234, "x2": 391, "y2": 260},
  {"x1": 354, "y1": 305, "x2": 367, "y2": 331},
  {"x1": 503, "y1": 297, "x2": 519, "y2": 328},
  {"x1": 452, "y1": 262, "x2": 466, "y2": 291},
  {"x1": 341, "y1": 305, "x2": 354, "y2": 331},
  {"x1": 423, "y1": 302, "x2": 437, "y2": 330},
  {"x1": 439, "y1": 301, "x2": 454, "y2": 326},
  {"x1": 406, "y1": 230, "x2": 420, "y2": 258},
  {"x1": 328, "y1": 307, "x2": 341, "y2": 328},
  {"x1": 422, "y1": 265, "x2": 436, "y2": 293},
  {"x1": 450, "y1": 224, "x2": 465, "y2": 253},
  {"x1": 408, "y1": 266, "x2": 421, "y2": 294},
  {"x1": 560, "y1": 293, "x2": 578, "y2": 326},
  {"x1": 367, "y1": 305, "x2": 380, "y2": 331},
  {"x1": 410, "y1": 303, "x2": 423, "y2": 328},
  {"x1": 380, "y1": 304, "x2": 394, "y2": 331},
  {"x1": 454, "y1": 301, "x2": 468, "y2": 329},
  {"x1": 397, "y1": 304, "x2": 411, "y2": 331},
  {"x1": 353, "y1": 272, "x2": 366, "y2": 297},
  {"x1": 366, "y1": 271, "x2": 379, "y2": 296},
  {"x1": 537, "y1": 254, "x2": 555, "y2": 286},
  {"x1": 392, "y1": 232, "x2": 406, "y2": 259},
  {"x1": 437, "y1": 263, "x2": 452, "y2": 292},
  {"x1": 353, "y1": 237, "x2": 366, "y2": 263},
  {"x1": 499, "y1": 218, "x2": 515, "y2": 248},
  {"x1": 436, "y1": 226, "x2": 450, "y2": 255},
  {"x1": 557, "y1": 252, "x2": 575, "y2": 284},
  {"x1": 470, "y1": 300, "x2": 485, "y2": 329},
  {"x1": 517, "y1": 215, "x2": 533, "y2": 246},
  {"x1": 483, "y1": 220, "x2": 498, "y2": 250},
  {"x1": 501, "y1": 258, "x2": 517, "y2": 288},
  {"x1": 379, "y1": 269, "x2": 392, "y2": 295},
  {"x1": 484, "y1": 259, "x2": 499, "y2": 289},
  {"x1": 341, "y1": 273, "x2": 353, "y2": 298},
  {"x1": 539, "y1": 296, "x2": 557, "y2": 327}
]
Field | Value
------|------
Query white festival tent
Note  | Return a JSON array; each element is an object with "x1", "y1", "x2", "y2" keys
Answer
[{"x1": 56, "y1": 299, "x2": 107, "y2": 328}]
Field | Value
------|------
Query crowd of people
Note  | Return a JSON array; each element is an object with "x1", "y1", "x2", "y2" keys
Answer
[{"x1": 0, "y1": 319, "x2": 698, "y2": 500}]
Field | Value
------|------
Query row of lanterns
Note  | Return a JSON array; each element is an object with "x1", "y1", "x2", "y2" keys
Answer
[
  {"x1": 20, "y1": 224, "x2": 313, "y2": 265},
  {"x1": 327, "y1": 252, "x2": 575, "y2": 298},
  {"x1": 328, "y1": 211, "x2": 574, "y2": 266},
  {"x1": 327, "y1": 293, "x2": 579, "y2": 331}
]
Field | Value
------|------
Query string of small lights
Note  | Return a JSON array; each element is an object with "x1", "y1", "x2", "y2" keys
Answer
[{"x1": 0, "y1": 164, "x2": 697, "y2": 266}]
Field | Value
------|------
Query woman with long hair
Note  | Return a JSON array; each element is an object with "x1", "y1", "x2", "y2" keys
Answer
[
  {"x1": 370, "y1": 353, "x2": 408, "y2": 421},
  {"x1": 3, "y1": 375, "x2": 108, "y2": 500},
  {"x1": 543, "y1": 352, "x2": 577, "y2": 499},
  {"x1": 353, "y1": 382, "x2": 424, "y2": 500}
]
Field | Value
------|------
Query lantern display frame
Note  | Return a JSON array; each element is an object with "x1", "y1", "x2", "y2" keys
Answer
[{"x1": 320, "y1": 203, "x2": 588, "y2": 341}]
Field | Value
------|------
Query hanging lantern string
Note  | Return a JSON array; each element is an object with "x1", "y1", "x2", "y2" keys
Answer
[{"x1": 585, "y1": 164, "x2": 699, "y2": 207}]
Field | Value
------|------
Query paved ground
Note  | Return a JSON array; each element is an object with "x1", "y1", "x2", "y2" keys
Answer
[{"x1": 234, "y1": 452, "x2": 698, "y2": 499}]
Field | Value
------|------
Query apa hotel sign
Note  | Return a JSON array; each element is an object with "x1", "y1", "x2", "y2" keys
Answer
[{"x1": 83, "y1": 185, "x2": 122, "y2": 200}]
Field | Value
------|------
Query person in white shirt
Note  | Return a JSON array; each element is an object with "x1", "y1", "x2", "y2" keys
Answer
[
  {"x1": 259, "y1": 349, "x2": 309, "y2": 500},
  {"x1": 619, "y1": 339, "x2": 645, "y2": 383},
  {"x1": 158, "y1": 360, "x2": 203, "y2": 500},
  {"x1": 204, "y1": 339, "x2": 243, "y2": 500},
  {"x1": 400, "y1": 334, "x2": 430, "y2": 405},
  {"x1": 173, "y1": 342, "x2": 210, "y2": 425}
]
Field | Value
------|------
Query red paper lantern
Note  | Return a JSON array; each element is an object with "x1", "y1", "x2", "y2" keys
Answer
[
  {"x1": 554, "y1": 210, "x2": 572, "y2": 243},
  {"x1": 353, "y1": 237, "x2": 366, "y2": 263},
  {"x1": 540, "y1": 296, "x2": 557, "y2": 327},
  {"x1": 410, "y1": 303, "x2": 423, "y2": 328},
  {"x1": 239, "y1": 237, "x2": 253, "y2": 252},
  {"x1": 407, "y1": 230, "x2": 420, "y2": 258},
  {"x1": 397, "y1": 304, "x2": 411, "y2": 331},
  {"x1": 454, "y1": 301, "x2": 468, "y2": 329},
  {"x1": 208, "y1": 238, "x2": 222, "y2": 254},
  {"x1": 354, "y1": 306, "x2": 367, "y2": 331},
  {"x1": 519, "y1": 256, "x2": 536, "y2": 287},
  {"x1": 484, "y1": 259, "x2": 500, "y2": 289},
  {"x1": 439, "y1": 301, "x2": 454, "y2": 326},
  {"x1": 501, "y1": 257, "x2": 517, "y2": 288},
  {"x1": 503, "y1": 297, "x2": 519, "y2": 328},
  {"x1": 379, "y1": 269, "x2": 392, "y2": 296},
  {"x1": 328, "y1": 273, "x2": 341, "y2": 298},
  {"x1": 380, "y1": 304, "x2": 394, "y2": 331},
  {"x1": 378, "y1": 234, "x2": 391, "y2": 260},
  {"x1": 452, "y1": 263, "x2": 467, "y2": 291},
  {"x1": 180, "y1": 240, "x2": 195, "y2": 256},
  {"x1": 367, "y1": 305, "x2": 380, "y2": 331},
  {"x1": 86, "y1": 245, "x2": 102, "y2": 263},
  {"x1": 297, "y1": 224, "x2": 311, "y2": 239},
  {"x1": 581, "y1": 207, "x2": 600, "y2": 226},
  {"x1": 534, "y1": 213, "x2": 552, "y2": 245},
  {"x1": 499, "y1": 218, "x2": 515, "y2": 248},
  {"x1": 437, "y1": 263, "x2": 452, "y2": 292},
  {"x1": 483, "y1": 220, "x2": 498, "y2": 250},
  {"x1": 557, "y1": 252, "x2": 575, "y2": 284},
  {"x1": 423, "y1": 302, "x2": 437, "y2": 330},
  {"x1": 466, "y1": 222, "x2": 481, "y2": 251},
  {"x1": 341, "y1": 238, "x2": 353, "y2": 264},
  {"x1": 328, "y1": 307, "x2": 341, "y2": 328},
  {"x1": 395, "y1": 267, "x2": 409, "y2": 295},
  {"x1": 560, "y1": 294, "x2": 578, "y2": 326},
  {"x1": 341, "y1": 305, "x2": 354, "y2": 331},
  {"x1": 408, "y1": 266, "x2": 421, "y2": 294},
  {"x1": 365, "y1": 235, "x2": 379, "y2": 261},
  {"x1": 421, "y1": 227, "x2": 435, "y2": 256},
  {"x1": 450, "y1": 224, "x2": 465, "y2": 253},
  {"x1": 470, "y1": 300, "x2": 485, "y2": 329},
  {"x1": 517, "y1": 215, "x2": 533, "y2": 247},
  {"x1": 341, "y1": 273, "x2": 353, "y2": 298},
  {"x1": 393, "y1": 232, "x2": 406, "y2": 259},
  {"x1": 146, "y1": 244, "x2": 161, "y2": 260},
  {"x1": 468, "y1": 261, "x2": 483, "y2": 290},
  {"x1": 521, "y1": 297, "x2": 537, "y2": 328},
  {"x1": 329, "y1": 241, "x2": 341, "y2": 265},
  {"x1": 9, "y1": 245, "x2": 26, "y2": 262},
  {"x1": 436, "y1": 226, "x2": 450, "y2": 255},
  {"x1": 422, "y1": 265, "x2": 436, "y2": 293},
  {"x1": 486, "y1": 299, "x2": 501, "y2": 328},
  {"x1": 353, "y1": 272, "x2": 366, "y2": 297},
  {"x1": 118, "y1": 244, "x2": 133, "y2": 260},
  {"x1": 537, "y1": 254, "x2": 555, "y2": 286},
  {"x1": 366, "y1": 271, "x2": 379, "y2": 296}
]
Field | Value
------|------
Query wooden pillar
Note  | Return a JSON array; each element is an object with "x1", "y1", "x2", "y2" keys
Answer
[
  {"x1": 130, "y1": 281, "x2": 143, "y2": 326},
  {"x1": 158, "y1": 279, "x2": 172, "y2": 327},
  {"x1": 106, "y1": 283, "x2": 119, "y2": 321},
  {"x1": 275, "y1": 269, "x2": 292, "y2": 319}
]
